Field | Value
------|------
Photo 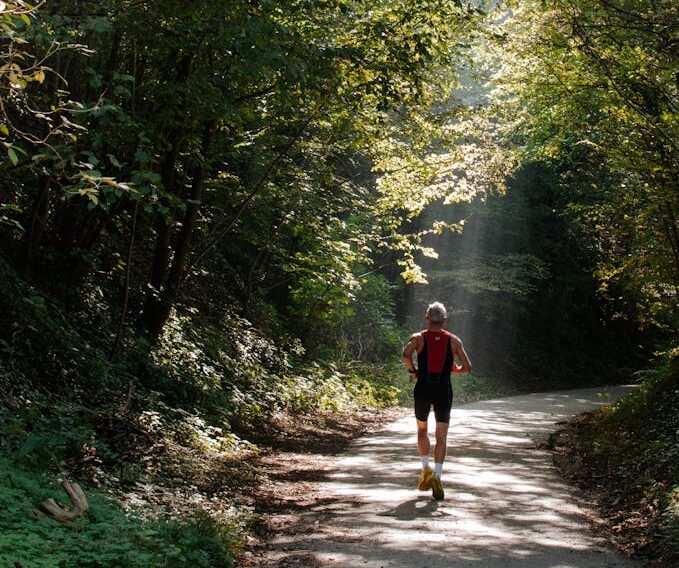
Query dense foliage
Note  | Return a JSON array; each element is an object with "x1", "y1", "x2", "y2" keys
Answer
[
  {"x1": 0, "y1": 0, "x2": 482, "y2": 343},
  {"x1": 491, "y1": 0, "x2": 678, "y2": 338},
  {"x1": 0, "y1": 1, "x2": 490, "y2": 564}
]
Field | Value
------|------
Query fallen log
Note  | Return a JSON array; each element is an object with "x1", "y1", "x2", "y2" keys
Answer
[{"x1": 40, "y1": 480, "x2": 89, "y2": 522}]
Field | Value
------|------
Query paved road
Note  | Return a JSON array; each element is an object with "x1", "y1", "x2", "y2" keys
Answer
[{"x1": 263, "y1": 386, "x2": 639, "y2": 568}]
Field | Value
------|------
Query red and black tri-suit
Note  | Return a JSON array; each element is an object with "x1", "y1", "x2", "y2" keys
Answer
[{"x1": 414, "y1": 329, "x2": 454, "y2": 423}]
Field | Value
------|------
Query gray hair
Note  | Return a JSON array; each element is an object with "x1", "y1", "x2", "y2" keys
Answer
[{"x1": 426, "y1": 301, "x2": 447, "y2": 322}]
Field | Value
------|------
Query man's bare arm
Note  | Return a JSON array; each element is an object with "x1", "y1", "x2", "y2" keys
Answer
[
  {"x1": 451, "y1": 336, "x2": 472, "y2": 374},
  {"x1": 402, "y1": 334, "x2": 420, "y2": 379}
]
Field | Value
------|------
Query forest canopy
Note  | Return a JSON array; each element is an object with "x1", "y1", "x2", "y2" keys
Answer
[
  {"x1": 490, "y1": 0, "x2": 679, "y2": 335},
  {"x1": 0, "y1": 0, "x2": 488, "y2": 345}
]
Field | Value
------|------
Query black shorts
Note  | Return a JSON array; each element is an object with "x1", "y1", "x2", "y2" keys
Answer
[{"x1": 414, "y1": 379, "x2": 453, "y2": 423}]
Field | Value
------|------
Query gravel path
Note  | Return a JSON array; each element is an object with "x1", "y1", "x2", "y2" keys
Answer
[{"x1": 258, "y1": 386, "x2": 639, "y2": 568}]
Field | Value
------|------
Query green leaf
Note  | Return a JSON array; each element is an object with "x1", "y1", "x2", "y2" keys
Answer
[
  {"x1": 7, "y1": 146, "x2": 18, "y2": 166},
  {"x1": 107, "y1": 153, "x2": 122, "y2": 168}
]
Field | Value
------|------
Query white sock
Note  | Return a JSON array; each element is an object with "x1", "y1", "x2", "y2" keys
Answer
[
  {"x1": 434, "y1": 463, "x2": 443, "y2": 478},
  {"x1": 421, "y1": 456, "x2": 430, "y2": 469}
]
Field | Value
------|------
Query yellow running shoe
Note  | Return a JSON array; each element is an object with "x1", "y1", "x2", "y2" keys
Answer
[
  {"x1": 430, "y1": 475, "x2": 444, "y2": 500},
  {"x1": 417, "y1": 466, "x2": 433, "y2": 491}
]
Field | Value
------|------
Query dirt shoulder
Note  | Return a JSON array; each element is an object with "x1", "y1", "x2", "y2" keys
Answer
[
  {"x1": 237, "y1": 405, "x2": 408, "y2": 567},
  {"x1": 549, "y1": 413, "x2": 675, "y2": 567}
]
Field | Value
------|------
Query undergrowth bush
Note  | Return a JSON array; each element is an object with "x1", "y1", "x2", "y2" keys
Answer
[
  {"x1": 452, "y1": 373, "x2": 510, "y2": 403},
  {"x1": 285, "y1": 361, "x2": 405, "y2": 412},
  {"x1": 594, "y1": 357, "x2": 679, "y2": 486},
  {"x1": 0, "y1": 258, "x2": 119, "y2": 397},
  {"x1": 579, "y1": 354, "x2": 679, "y2": 565},
  {"x1": 660, "y1": 488, "x2": 679, "y2": 561},
  {"x1": 146, "y1": 309, "x2": 408, "y2": 429}
]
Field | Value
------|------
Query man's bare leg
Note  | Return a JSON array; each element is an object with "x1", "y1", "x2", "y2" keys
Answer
[
  {"x1": 416, "y1": 419, "x2": 434, "y2": 490},
  {"x1": 429, "y1": 421, "x2": 449, "y2": 500},
  {"x1": 433, "y1": 421, "x2": 449, "y2": 466},
  {"x1": 416, "y1": 419, "x2": 430, "y2": 458}
]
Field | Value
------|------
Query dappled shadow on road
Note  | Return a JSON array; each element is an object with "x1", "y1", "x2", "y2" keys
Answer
[
  {"x1": 244, "y1": 407, "x2": 406, "y2": 455},
  {"x1": 255, "y1": 386, "x2": 638, "y2": 568},
  {"x1": 378, "y1": 497, "x2": 445, "y2": 520}
]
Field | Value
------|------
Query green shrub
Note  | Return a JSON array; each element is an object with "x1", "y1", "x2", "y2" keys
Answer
[
  {"x1": 594, "y1": 357, "x2": 679, "y2": 484},
  {"x1": 284, "y1": 361, "x2": 402, "y2": 413},
  {"x1": 453, "y1": 373, "x2": 510, "y2": 403}
]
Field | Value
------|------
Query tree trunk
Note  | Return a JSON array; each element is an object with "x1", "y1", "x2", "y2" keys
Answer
[
  {"x1": 40, "y1": 480, "x2": 89, "y2": 522},
  {"x1": 139, "y1": 215, "x2": 174, "y2": 337},
  {"x1": 662, "y1": 200, "x2": 679, "y2": 284},
  {"x1": 110, "y1": 201, "x2": 139, "y2": 360},
  {"x1": 138, "y1": 54, "x2": 192, "y2": 336},
  {"x1": 21, "y1": 176, "x2": 51, "y2": 265},
  {"x1": 145, "y1": 123, "x2": 216, "y2": 335},
  {"x1": 138, "y1": 144, "x2": 179, "y2": 335}
]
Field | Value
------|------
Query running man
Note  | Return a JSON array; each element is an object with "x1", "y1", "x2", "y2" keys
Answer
[{"x1": 402, "y1": 301, "x2": 472, "y2": 500}]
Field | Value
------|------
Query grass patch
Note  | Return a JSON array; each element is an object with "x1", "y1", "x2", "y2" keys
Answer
[{"x1": 0, "y1": 455, "x2": 238, "y2": 568}]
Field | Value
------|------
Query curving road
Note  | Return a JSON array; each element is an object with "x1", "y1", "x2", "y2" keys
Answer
[{"x1": 260, "y1": 386, "x2": 639, "y2": 568}]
